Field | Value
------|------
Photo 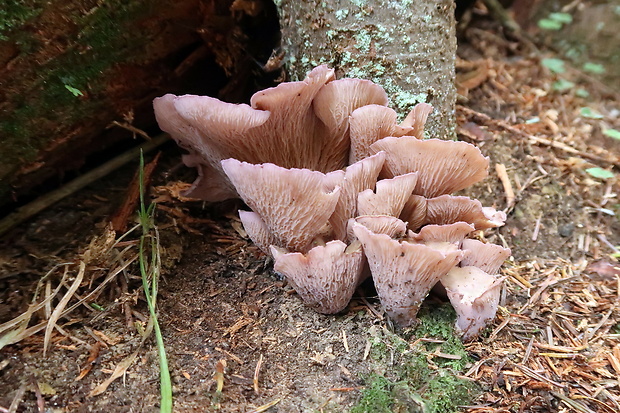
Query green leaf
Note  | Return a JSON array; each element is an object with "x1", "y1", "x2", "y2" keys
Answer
[
  {"x1": 583, "y1": 62, "x2": 605, "y2": 74},
  {"x1": 580, "y1": 107, "x2": 604, "y2": 119},
  {"x1": 585, "y1": 167, "x2": 615, "y2": 179},
  {"x1": 542, "y1": 58, "x2": 565, "y2": 74},
  {"x1": 552, "y1": 79, "x2": 575, "y2": 92},
  {"x1": 538, "y1": 19, "x2": 562, "y2": 30},
  {"x1": 549, "y1": 12, "x2": 572, "y2": 24},
  {"x1": 64, "y1": 84, "x2": 84, "y2": 97},
  {"x1": 603, "y1": 129, "x2": 620, "y2": 140},
  {"x1": 575, "y1": 88, "x2": 589, "y2": 98}
]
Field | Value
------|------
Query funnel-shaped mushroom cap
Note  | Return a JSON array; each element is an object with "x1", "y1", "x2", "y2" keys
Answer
[
  {"x1": 441, "y1": 266, "x2": 504, "y2": 340},
  {"x1": 426, "y1": 195, "x2": 507, "y2": 229},
  {"x1": 154, "y1": 95, "x2": 243, "y2": 201},
  {"x1": 400, "y1": 195, "x2": 427, "y2": 232},
  {"x1": 270, "y1": 241, "x2": 365, "y2": 314},
  {"x1": 348, "y1": 216, "x2": 408, "y2": 239},
  {"x1": 328, "y1": 152, "x2": 386, "y2": 241},
  {"x1": 349, "y1": 105, "x2": 407, "y2": 164},
  {"x1": 154, "y1": 65, "x2": 393, "y2": 201},
  {"x1": 408, "y1": 222, "x2": 475, "y2": 255},
  {"x1": 238, "y1": 210, "x2": 278, "y2": 255},
  {"x1": 461, "y1": 239, "x2": 511, "y2": 275},
  {"x1": 409, "y1": 222, "x2": 475, "y2": 244},
  {"x1": 369, "y1": 137, "x2": 490, "y2": 198},
  {"x1": 357, "y1": 172, "x2": 419, "y2": 217},
  {"x1": 399, "y1": 102, "x2": 434, "y2": 139},
  {"x1": 352, "y1": 223, "x2": 462, "y2": 327},
  {"x1": 222, "y1": 159, "x2": 341, "y2": 252}
]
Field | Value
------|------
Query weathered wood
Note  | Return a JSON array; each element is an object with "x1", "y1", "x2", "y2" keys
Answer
[{"x1": 0, "y1": 0, "x2": 279, "y2": 209}]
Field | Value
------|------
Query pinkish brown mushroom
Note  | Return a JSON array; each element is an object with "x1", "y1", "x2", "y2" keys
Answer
[
  {"x1": 221, "y1": 159, "x2": 341, "y2": 252},
  {"x1": 328, "y1": 152, "x2": 386, "y2": 241},
  {"x1": 357, "y1": 172, "x2": 419, "y2": 217},
  {"x1": 441, "y1": 266, "x2": 504, "y2": 340},
  {"x1": 352, "y1": 223, "x2": 462, "y2": 327},
  {"x1": 408, "y1": 222, "x2": 475, "y2": 255},
  {"x1": 400, "y1": 195, "x2": 427, "y2": 232},
  {"x1": 348, "y1": 102, "x2": 433, "y2": 164},
  {"x1": 238, "y1": 211, "x2": 278, "y2": 255},
  {"x1": 270, "y1": 241, "x2": 365, "y2": 314},
  {"x1": 348, "y1": 215, "x2": 408, "y2": 239},
  {"x1": 399, "y1": 102, "x2": 434, "y2": 139},
  {"x1": 370, "y1": 137, "x2": 489, "y2": 198},
  {"x1": 154, "y1": 65, "x2": 390, "y2": 201},
  {"x1": 460, "y1": 239, "x2": 511, "y2": 274},
  {"x1": 426, "y1": 195, "x2": 506, "y2": 230}
]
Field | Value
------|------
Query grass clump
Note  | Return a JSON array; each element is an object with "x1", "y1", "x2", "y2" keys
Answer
[
  {"x1": 352, "y1": 303, "x2": 479, "y2": 413},
  {"x1": 137, "y1": 151, "x2": 172, "y2": 413}
]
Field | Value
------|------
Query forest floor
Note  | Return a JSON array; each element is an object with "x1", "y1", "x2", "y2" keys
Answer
[{"x1": 1, "y1": 11, "x2": 620, "y2": 413}]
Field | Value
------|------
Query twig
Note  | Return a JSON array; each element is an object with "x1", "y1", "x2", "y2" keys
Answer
[
  {"x1": 495, "y1": 163, "x2": 515, "y2": 209},
  {"x1": 0, "y1": 134, "x2": 169, "y2": 237},
  {"x1": 253, "y1": 354, "x2": 263, "y2": 394}
]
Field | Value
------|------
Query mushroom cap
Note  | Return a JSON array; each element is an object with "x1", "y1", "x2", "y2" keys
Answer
[
  {"x1": 270, "y1": 241, "x2": 365, "y2": 314},
  {"x1": 426, "y1": 195, "x2": 507, "y2": 230},
  {"x1": 348, "y1": 215, "x2": 408, "y2": 239},
  {"x1": 461, "y1": 239, "x2": 511, "y2": 275},
  {"x1": 154, "y1": 65, "x2": 395, "y2": 201},
  {"x1": 369, "y1": 137, "x2": 490, "y2": 198},
  {"x1": 153, "y1": 94, "x2": 241, "y2": 201},
  {"x1": 399, "y1": 102, "x2": 434, "y2": 139},
  {"x1": 408, "y1": 222, "x2": 475, "y2": 244},
  {"x1": 441, "y1": 266, "x2": 504, "y2": 340},
  {"x1": 352, "y1": 223, "x2": 462, "y2": 327},
  {"x1": 408, "y1": 222, "x2": 475, "y2": 255},
  {"x1": 349, "y1": 105, "x2": 404, "y2": 164},
  {"x1": 238, "y1": 210, "x2": 278, "y2": 255},
  {"x1": 357, "y1": 172, "x2": 419, "y2": 217},
  {"x1": 221, "y1": 159, "x2": 341, "y2": 252},
  {"x1": 328, "y1": 152, "x2": 386, "y2": 241},
  {"x1": 399, "y1": 195, "x2": 427, "y2": 232}
]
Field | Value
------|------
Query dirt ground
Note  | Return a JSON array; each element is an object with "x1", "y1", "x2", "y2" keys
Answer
[{"x1": 1, "y1": 7, "x2": 620, "y2": 413}]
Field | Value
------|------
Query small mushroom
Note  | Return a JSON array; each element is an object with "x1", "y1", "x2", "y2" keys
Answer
[
  {"x1": 426, "y1": 195, "x2": 507, "y2": 229},
  {"x1": 399, "y1": 102, "x2": 434, "y2": 139},
  {"x1": 348, "y1": 215, "x2": 408, "y2": 239},
  {"x1": 460, "y1": 239, "x2": 511, "y2": 274},
  {"x1": 441, "y1": 266, "x2": 504, "y2": 340},
  {"x1": 400, "y1": 195, "x2": 427, "y2": 232},
  {"x1": 352, "y1": 223, "x2": 462, "y2": 326},
  {"x1": 328, "y1": 152, "x2": 386, "y2": 241},
  {"x1": 357, "y1": 172, "x2": 419, "y2": 217},
  {"x1": 221, "y1": 159, "x2": 341, "y2": 252},
  {"x1": 348, "y1": 105, "x2": 417, "y2": 163},
  {"x1": 271, "y1": 241, "x2": 365, "y2": 314},
  {"x1": 370, "y1": 137, "x2": 489, "y2": 198},
  {"x1": 238, "y1": 210, "x2": 277, "y2": 255},
  {"x1": 408, "y1": 222, "x2": 475, "y2": 254}
]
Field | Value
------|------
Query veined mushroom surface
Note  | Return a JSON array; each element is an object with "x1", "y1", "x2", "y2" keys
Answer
[{"x1": 154, "y1": 65, "x2": 511, "y2": 340}]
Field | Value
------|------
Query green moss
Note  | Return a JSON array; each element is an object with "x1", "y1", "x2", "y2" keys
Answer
[
  {"x1": 0, "y1": 0, "x2": 44, "y2": 40},
  {"x1": 351, "y1": 374, "x2": 393, "y2": 413},
  {"x1": 1, "y1": 0, "x2": 154, "y2": 173},
  {"x1": 352, "y1": 304, "x2": 478, "y2": 413}
]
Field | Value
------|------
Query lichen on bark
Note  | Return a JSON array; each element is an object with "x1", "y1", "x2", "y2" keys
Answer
[{"x1": 277, "y1": 0, "x2": 457, "y2": 139}]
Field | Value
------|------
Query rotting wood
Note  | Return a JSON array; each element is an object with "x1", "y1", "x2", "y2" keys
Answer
[{"x1": 0, "y1": 134, "x2": 168, "y2": 237}]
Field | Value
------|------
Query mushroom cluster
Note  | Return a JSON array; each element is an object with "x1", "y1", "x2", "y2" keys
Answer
[{"x1": 154, "y1": 66, "x2": 510, "y2": 340}]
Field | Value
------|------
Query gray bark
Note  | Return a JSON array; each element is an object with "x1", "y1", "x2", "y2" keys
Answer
[{"x1": 277, "y1": 0, "x2": 457, "y2": 139}]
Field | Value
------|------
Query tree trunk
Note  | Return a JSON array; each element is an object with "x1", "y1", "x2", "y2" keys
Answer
[{"x1": 278, "y1": 0, "x2": 457, "y2": 139}]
